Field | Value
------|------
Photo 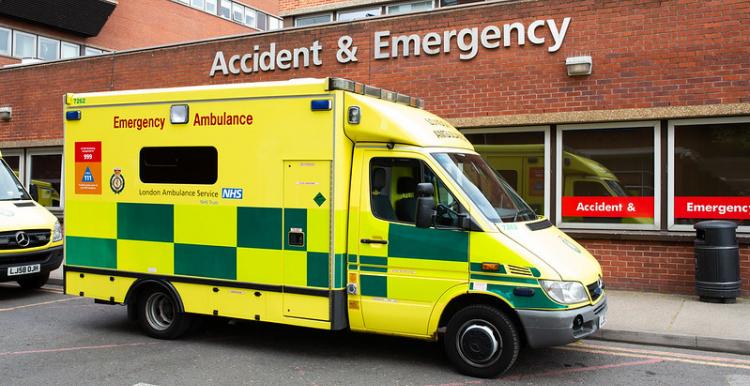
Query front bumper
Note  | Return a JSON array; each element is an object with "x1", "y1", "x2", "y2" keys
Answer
[
  {"x1": 517, "y1": 294, "x2": 607, "y2": 348},
  {"x1": 0, "y1": 245, "x2": 63, "y2": 282}
]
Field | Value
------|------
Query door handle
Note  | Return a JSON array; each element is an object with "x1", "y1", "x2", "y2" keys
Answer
[{"x1": 361, "y1": 238, "x2": 388, "y2": 245}]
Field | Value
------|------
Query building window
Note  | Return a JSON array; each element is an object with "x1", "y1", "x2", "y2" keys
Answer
[
  {"x1": 0, "y1": 27, "x2": 10, "y2": 56},
  {"x1": 25, "y1": 149, "x2": 62, "y2": 208},
  {"x1": 61, "y1": 42, "x2": 80, "y2": 59},
  {"x1": 205, "y1": 0, "x2": 217, "y2": 14},
  {"x1": 256, "y1": 13, "x2": 268, "y2": 30},
  {"x1": 337, "y1": 7, "x2": 382, "y2": 22},
  {"x1": 84, "y1": 47, "x2": 103, "y2": 56},
  {"x1": 219, "y1": 0, "x2": 231, "y2": 19},
  {"x1": 387, "y1": 1, "x2": 433, "y2": 14},
  {"x1": 232, "y1": 2, "x2": 244, "y2": 22},
  {"x1": 557, "y1": 122, "x2": 660, "y2": 230},
  {"x1": 268, "y1": 16, "x2": 282, "y2": 30},
  {"x1": 440, "y1": 0, "x2": 484, "y2": 6},
  {"x1": 37, "y1": 36, "x2": 60, "y2": 61},
  {"x1": 140, "y1": 147, "x2": 218, "y2": 184},
  {"x1": 669, "y1": 117, "x2": 750, "y2": 231},
  {"x1": 295, "y1": 13, "x2": 333, "y2": 27},
  {"x1": 191, "y1": 0, "x2": 205, "y2": 9},
  {"x1": 244, "y1": 7, "x2": 257, "y2": 27},
  {"x1": 12, "y1": 30, "x2": 36, "y2": 59},
  {"x1": 463, "y1": 126, "x2": 550, "y2": 217}
]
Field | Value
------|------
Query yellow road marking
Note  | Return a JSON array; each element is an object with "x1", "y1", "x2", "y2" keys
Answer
[{"x1": 0, "y1": 297, "x2": 81, "y2": 312}]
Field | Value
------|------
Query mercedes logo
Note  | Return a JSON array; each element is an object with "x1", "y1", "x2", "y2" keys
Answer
[{"x1": 15, "y1": 231, "x2": 30, "y2": 247}]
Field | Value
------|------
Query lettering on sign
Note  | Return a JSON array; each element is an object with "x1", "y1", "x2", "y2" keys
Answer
[
  {"x1": 209, "y1": 17, "x2": 572, "y2": 77},
  {"x1": 561, "y1": 196, "x2": 654, "y2": 218}
]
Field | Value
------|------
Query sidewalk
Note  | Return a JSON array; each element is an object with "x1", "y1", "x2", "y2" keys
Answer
[
  {"x1": 47, "y1": 268, "x2": 750, "y2": 355},
  {"x1": 593, "y1": 289, "x2": 750, "y2": 355}
]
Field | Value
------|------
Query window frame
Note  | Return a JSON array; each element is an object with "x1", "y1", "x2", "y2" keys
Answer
[
  {"x1": 556, "y1": 121, "x2": 661, "y2": 230},
  {"x1": 668, "y1": 116, "x2": 750, "y2": 233},
  {"x1": 37, "y1": 36, "x2": 60, "y2": 61},
  {"x1": 461, "y1": 125, "x2": 551, "y2": 218},
  {"x1": 218, "y1": 0, "x2": 232, "y2": 19},
  {"x1": 25, "y1": 147, "x2": 63, "y2": 210},
  {"x1": 294, "y1": 13, "x2": 333, "y2": 27},
  {"x1": 84, "y1": 47, "x2": 103, "y2": 56},
  {"x1": 368, "y1": 156, "x2": 466, "y2": 228},
  {"x1": 231, "y1": 2, "x2": 244, "y2": 22},
  {"x1": 336, "y1": 7, "x2": 382, "y2": 22},
  {"x1": 205, "y1": 0, "x2": 218, "y2": 14},
  {"x1": 1, "y1": 148, "x2": 25, "y2": 182},
  {"x1": 0, "y1": 26, "x2": 11, "y2": 56},
  {"x1": 12, "y1": 30, "x2": 36, "y2": 59},
  {"x1": 386, "y1": 0, "x2": 434, "y2": 15},
  {"x1": 60, "y1": 41, "x2": 80, "y2": 59},
  {"x1": 244, "y1": 6, "x2": 257, "y2": 28}
]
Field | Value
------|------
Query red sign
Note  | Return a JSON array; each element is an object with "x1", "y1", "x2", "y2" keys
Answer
[
  {"x1": 74, "y1": 141, "x2": 101, "y2": 195},
  {"x1": 75, "y1": 142, "x2": 101, "y2": 162},
  {"x1": 562, "y1": 196, "x2": 654, "y2": 218},
  {"x1": 675, "y1": 196, "x2": 750, "y2": 220}
]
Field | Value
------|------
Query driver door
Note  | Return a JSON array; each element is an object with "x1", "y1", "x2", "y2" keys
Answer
[{"x1": 352, "y1": 150, "x2": 469, "y2": 336}]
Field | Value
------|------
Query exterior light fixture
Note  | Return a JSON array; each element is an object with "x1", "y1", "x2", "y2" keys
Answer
[
  {"x1": 565, "y1": 56, "x2": 593, "y2": 76},
  {"x1": 170, "y1": 104, "x2": 189, "y2": 124},
  {"x1": 0, "y1": 106, "x2": 11, "y2": 121}
]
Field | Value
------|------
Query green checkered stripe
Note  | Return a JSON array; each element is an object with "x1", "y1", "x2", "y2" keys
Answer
[{"x1": 66, "y1": 203, "x2": 345, "y2": 289}]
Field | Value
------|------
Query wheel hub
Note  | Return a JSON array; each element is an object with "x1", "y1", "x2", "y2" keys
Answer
[
  {"x1": 458, "y1": 323, "x2": 501, "y2": 366},
  {"x1": 145, "y1": 292, "x2": 175, "y2": 331}
]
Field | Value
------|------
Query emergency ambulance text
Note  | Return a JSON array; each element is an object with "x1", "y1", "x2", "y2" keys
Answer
[{"x1": 114, "y1": 116, "x2": 165, "y2": 130}]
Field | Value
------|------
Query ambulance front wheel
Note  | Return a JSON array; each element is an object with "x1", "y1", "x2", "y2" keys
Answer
[
  {"x1": 444, "y1": 305, "x2": 520, "y2": 378},
  {"x1": 137, "y1": 288, "x2": 192, "y2": 339}
]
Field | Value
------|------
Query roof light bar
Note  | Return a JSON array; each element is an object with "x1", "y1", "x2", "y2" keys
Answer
[{"x1": 327, "y1": 77, "x2": 424, "y2": 109}]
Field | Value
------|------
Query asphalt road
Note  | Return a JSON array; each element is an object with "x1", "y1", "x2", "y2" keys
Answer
[{"x1": 1, "y1": 283, "x2": 750, "y2": 386}]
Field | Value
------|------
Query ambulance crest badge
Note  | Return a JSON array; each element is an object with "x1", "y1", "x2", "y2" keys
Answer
[{"x1": 110, "y1": 168, "x2": 125, "y2": 194}]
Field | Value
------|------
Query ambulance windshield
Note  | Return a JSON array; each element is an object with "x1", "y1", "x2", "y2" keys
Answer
[
  {"x1": 432, "y1": 153, "x2": 537, "y2": 223},
  {"x1": 0, "y1": 159, "x2": 30, "y2": 201}
]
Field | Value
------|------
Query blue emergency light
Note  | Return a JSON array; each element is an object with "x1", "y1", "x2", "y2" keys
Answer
[
  {"x1": 66, "y1": 110, "x2": 81, "y2": 120},
  {"x1": 310, "y1": 99, "x2": 332, "y2": 111}
]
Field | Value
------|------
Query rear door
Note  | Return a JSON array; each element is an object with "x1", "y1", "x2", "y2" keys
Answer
[{"x1": 282, "y1": 160, "x2": 332, "y2": 321}]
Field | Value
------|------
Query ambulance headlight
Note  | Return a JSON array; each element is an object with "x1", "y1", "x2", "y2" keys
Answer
[
  {"x1": 170, "y1": 104, "x2": 189, "y2": 124},
  {"x1": 540, "y1": 280, "x2": 588, "y2": 304},
  {"x1": 53, "y1": 220, "x2": 63, "y2": 242}
]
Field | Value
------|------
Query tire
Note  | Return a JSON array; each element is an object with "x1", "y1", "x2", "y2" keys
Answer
[
  {"x1": 17, "y1": 271, "x2": 50, "y2": 289},
  {"x1": 137, "y1": 287, "x2": 192, "y2": 339},
  {"x1": 443, "y1": 305, "x2": 520, "y2": 378}
]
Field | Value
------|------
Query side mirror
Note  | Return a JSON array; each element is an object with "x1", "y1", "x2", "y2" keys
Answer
[{"x1": 415, "y1": 183, "x2": 434, "y2": 228}]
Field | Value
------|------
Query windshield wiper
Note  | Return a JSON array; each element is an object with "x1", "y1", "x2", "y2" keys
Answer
[{"x1": 512, "y1": 207, "x2": 536, "y2": 222}]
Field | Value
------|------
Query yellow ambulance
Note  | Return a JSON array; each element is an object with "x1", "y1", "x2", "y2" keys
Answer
[
  {"x1": 0, "y1": 151, "x2": 64, "y2": 288},
  {"x1": 63, "y1": 78, "x2": 606, "y2": 378}
]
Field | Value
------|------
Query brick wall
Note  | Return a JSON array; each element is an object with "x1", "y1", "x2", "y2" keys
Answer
[
  {"x1": 580, "y1": 239, "x2": 750, "y2": 297},
  {"x1": 279, "y1": 0, "x2": 348, "y2": 13},
  {"x1": 87, "y1": 0, "x2": 257, "y2": 50},
  {"x1": 0, "y1": 0, "x2": 748, "y2": 294},
  {"x1": 0, "y1": 1, "x2": 257, "y2": 53},
  {"x1": 240, "y1": 0, "x2": 280, "y2": 15}
]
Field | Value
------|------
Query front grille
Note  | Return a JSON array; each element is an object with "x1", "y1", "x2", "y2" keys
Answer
[
  {"x1": 0, "y1": 229, "x2": 51, "y2": 250},
  {"x1": 507, "y1": 265, "x2": 533, "y2": 276},
  {"x1": 587, "y1": 279, "x2": 604, "y2": 302},
  {"x1": 0, "y1": 248, "x2": 56, "y2": 265}
]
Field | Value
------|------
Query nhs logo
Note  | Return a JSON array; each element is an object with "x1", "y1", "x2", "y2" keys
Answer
[{"x1": 221, "y1": 188, "x2": 243, "y2": 199}]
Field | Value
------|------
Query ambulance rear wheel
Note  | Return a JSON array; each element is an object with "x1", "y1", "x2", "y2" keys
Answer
[
  {"x1": 137, "y1": 288, "x2": 191, "y2": 339},
  {"x1": 444, "y1": 305, "x2": 519, "y2": 378}
]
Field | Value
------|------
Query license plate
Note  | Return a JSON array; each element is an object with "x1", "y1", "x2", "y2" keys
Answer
[
  {"x1": 598, "y1": 314, "x2": 607, "y2": 329},
  {"x1": 7, "y1": 264, "x2": 40, "y2": 276}
]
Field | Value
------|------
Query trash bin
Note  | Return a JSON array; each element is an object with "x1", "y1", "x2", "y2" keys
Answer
[{"x1": 694, "y1": 220, "x2": 741, "y2": 303}]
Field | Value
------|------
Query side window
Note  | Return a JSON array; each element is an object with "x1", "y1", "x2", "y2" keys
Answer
[
  {"x1": 140, "y1": 146, "x2": 217, "y2": 184},
  {"x1": 369, "y1": 157, "x2": 461, "y2": 227}
]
